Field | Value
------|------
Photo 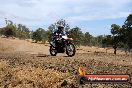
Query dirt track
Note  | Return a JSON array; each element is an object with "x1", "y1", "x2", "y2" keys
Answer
[{"x1": 0, "y1": 38, "x2": 132, "y2": 88}]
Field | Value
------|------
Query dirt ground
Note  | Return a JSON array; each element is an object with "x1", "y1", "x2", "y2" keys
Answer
[{"x1": 0, "y1": 37, "x2": 132, "y2": 88}]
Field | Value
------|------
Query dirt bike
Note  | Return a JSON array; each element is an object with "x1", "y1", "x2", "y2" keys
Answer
[{"x1": 49, "y1": 34, "x2": 76, "y2": 57}]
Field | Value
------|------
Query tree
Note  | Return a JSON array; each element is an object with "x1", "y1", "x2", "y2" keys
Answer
[
  {"x1": 48, "y1": 19, "x2": 70, "y2": 32},
  {"x1": 123, "y1": 14, "x2": 132, "y2": 51},
  {"x1": 101, "y1": 24, "x2": 121, "y2": 54},
  {"x1": 47, "y1": 24, "x2": 56, "y2": 41},
  {"x1": 68, "y1": 27, "x2": 84, "y2": 45},
  {"x1": 102, "y1": 35, "x2": 113, "y2": 54},
  {"x1": 0, "y1": 28, "x2": 4, "y2": 36},
  {"x1": 96, "y1": 35, "x2": 104, "y2": 47},
  {"x1": 102, "y1": 14, "x2": 132, "y2": 54},
  {"x1": 116, "y1": 14, "x2": 132, "y2": 53},
  {"x1": 32, "y1": 28, "x2": 47, "y2": 43},
  {"x1": 83, "y1": 32, "x2": 92, "y2": 46},
  {"x1": 48, "y1": 19, "x2": 70, "y2": 35},
  {"x1": 16, "y1": 24, "x2": 30, "y2": 39},
  {"x1": 0, "y1": 19, "x2": 16, "y2": 37},
  {"x1": 110, "y1": 24, "x2": 121, "y2": 54},
  {"x1": 111, "y1": 24, "x2": 120, "y2": 36},
  {"x1": 3, "y1": 24, "x2": 16, "y2": 37}
]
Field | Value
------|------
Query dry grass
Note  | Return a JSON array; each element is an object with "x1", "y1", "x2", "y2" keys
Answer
[
  {"x1": 12, "y1": 66, "x2": 68, "y2": 87},
  {"x1": 0, "y1": 37, "x2": 49, "y2": 54},
  {"x1": 0, "y1": 52, "x2": 132, "y2": 88},
  {"x1": 0, "y1": 60, "x2": 9, "y2": 70},
  {"x1": 77, "y1": 46, "x2": 128, "y2": 55},
  {"x1": 0, "y1": 45, "x2": 14, "y2": 52},
  {"x1": 0, "y1": 61, "x2": 69, "y2": 88},
  {"x1": 0, "y1": 38, "x2": 132, "y2": 88}
]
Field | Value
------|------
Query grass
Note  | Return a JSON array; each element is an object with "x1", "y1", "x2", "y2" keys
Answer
[
  {"x1": 0, "y1": 38, "x2": 131, "y2": 88},
  {"x1": 0, "y1": 60, "x2": 69, "y2": 88},
  {"x1": 0, "y1": 42, "x2": 14, "y2": 52}
]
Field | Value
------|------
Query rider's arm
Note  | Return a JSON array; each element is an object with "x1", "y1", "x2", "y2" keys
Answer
[
  {"x1": 52, "y1": 31, "x2": 58, "y2": 40},
  {"x1": 61, "y1": 32, "x2": 66, "y2": 36}
]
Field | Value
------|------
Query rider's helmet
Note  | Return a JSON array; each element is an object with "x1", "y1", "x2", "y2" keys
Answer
[{"x1": 58, "y1": 25, "x2": 64, "y2": 32}]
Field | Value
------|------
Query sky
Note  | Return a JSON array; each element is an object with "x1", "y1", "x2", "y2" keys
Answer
[{"x1": 0, "y1": 0, "x2": 132, "y2": 36}]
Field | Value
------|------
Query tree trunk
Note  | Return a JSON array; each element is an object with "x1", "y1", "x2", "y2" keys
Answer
[
  {"x1": 113, "y1": 45, "x2": 117, "y2": 55},
  {"x1": 114, "y1": 47, "x2": 117, "y2": 55}
]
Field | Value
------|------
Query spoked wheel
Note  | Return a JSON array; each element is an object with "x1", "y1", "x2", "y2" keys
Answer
[
  {"x1": 49, "y1": 46, "x2": 57, "y2": 56},
  {"x1": 66, "y1": 43, "x2": 76, "y2": 57}
]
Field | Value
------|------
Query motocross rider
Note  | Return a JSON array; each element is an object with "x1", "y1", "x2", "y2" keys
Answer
[{"x1": 51, "y1": 25, "x2": 66, "y2": 47}]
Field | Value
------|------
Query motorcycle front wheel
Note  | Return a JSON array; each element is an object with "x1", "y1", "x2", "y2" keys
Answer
[
  {"x1": 66, "y1": 43, "x2": 76, "y2": 57},
  {"x1": 49, "y1": 46, "x2": 57, "y2": 56}
]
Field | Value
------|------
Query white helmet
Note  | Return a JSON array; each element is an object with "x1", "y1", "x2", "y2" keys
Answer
[{"x1": 58, "y1": 24, "x2": 64, "y2": 28}]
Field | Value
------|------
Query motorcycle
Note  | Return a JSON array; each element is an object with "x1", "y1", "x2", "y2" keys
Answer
[{"x1": 49, "y1": 34, "x2": 76, "y2": 57}]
